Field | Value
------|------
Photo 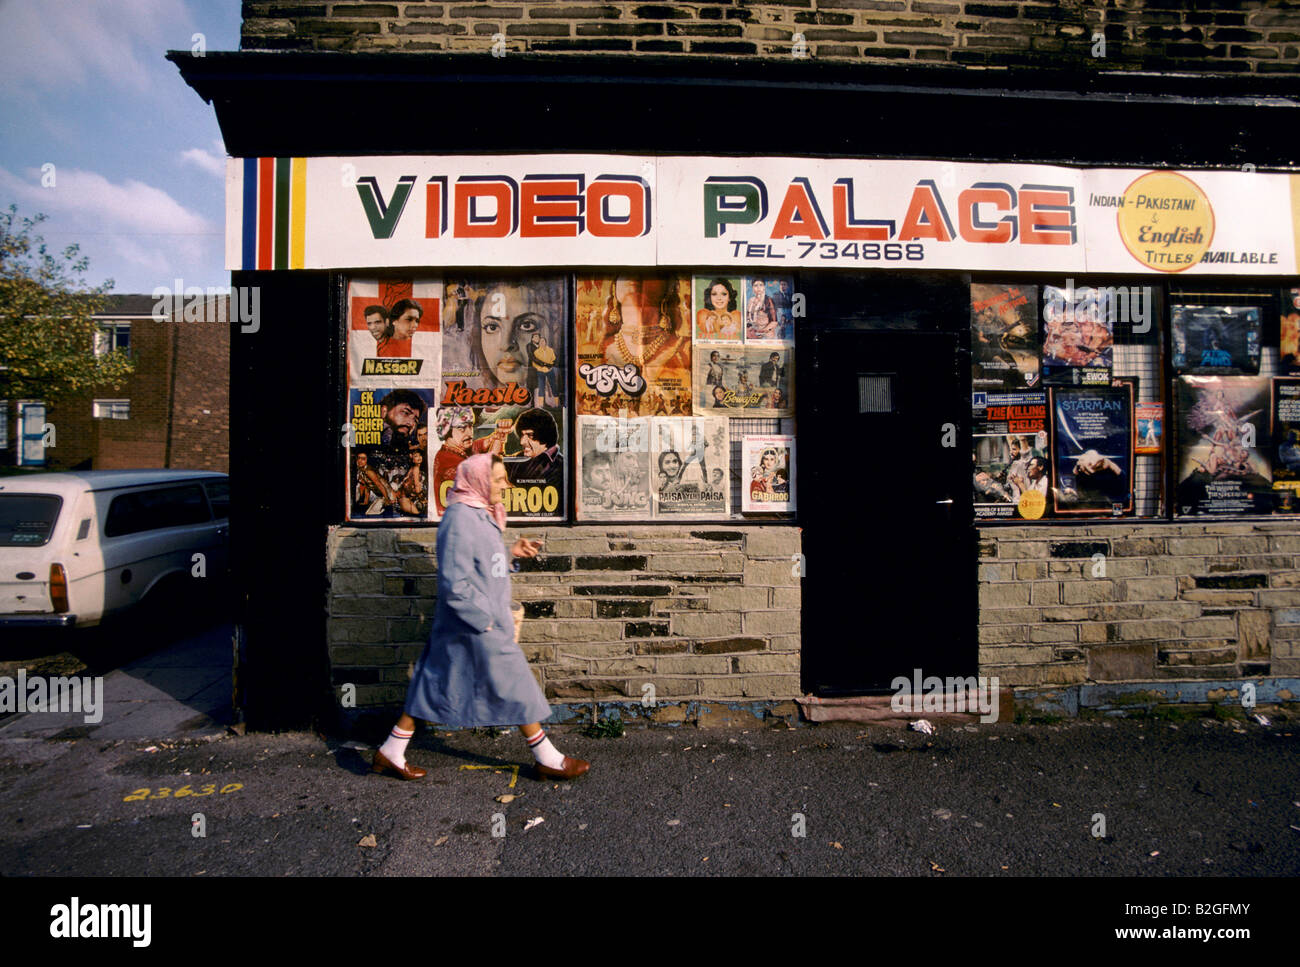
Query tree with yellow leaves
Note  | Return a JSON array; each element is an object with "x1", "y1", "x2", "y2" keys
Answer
[{"x1": 0, "y1": 205, "x2": 133, "y2": 401}]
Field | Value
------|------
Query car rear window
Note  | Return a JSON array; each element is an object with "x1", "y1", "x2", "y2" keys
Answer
[
  {"x1": 104, "y1": 485, "x2": 211, "y2": 537},
  {"x1": 0, "y1": 494, "x2": 63, "y2": 547}
]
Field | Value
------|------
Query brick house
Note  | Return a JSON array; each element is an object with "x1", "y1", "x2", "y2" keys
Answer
[
  {"x1": 1, "y1": 294, "x2": 230, "y2": 473},
  {"x1": 172, "y1": 2, "x2": 1300, "y2": 731}
]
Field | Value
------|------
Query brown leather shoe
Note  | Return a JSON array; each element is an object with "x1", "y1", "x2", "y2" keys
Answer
[
  {"x1": 535, "y1": 755, "x2": 590, "y2": 781},
  {"x1": 371, "y1": 749, "x2": 427, "y2": 780}
]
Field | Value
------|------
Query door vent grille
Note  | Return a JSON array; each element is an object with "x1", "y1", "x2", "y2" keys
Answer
[{"x1": 858, "y1": 374, "x2": 894, "y2": 413}]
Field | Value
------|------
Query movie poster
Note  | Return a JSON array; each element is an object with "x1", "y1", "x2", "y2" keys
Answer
[
  {"x1": 438, "y1": 277, "x2": 567, "y2": 521},
  {"x1": 692, "y1": 344, "x2": 793, "y2": 417},
  {"x1": 576, "y1": 416, "x2": 652, "y2": 521},
  {"x1": 693, "y1": 276, "x2": 744, "y2": 343},
  {"x1": 1175, "y1": 375, "x2": 1272, "y2": 517},
  {"x1": 970, "y1": 283, "x2": 1039, "y2": 392},
  {"x1": 1171, "y1": 305, "x2": 1262, "y2": 373},
  {"x1": 1279, "y1": 289, "x2": 1300, "y2": 374},
  {"x1": 574, "y1": 275, "x2": 694, "y2": 417},
  {"x1": 742, "y1": 276, "x2": 797, "y2": 342},
  {"x1": 651, "y1": 417, "x2": 729, "y2": 518},
  {"x1": 1051, "y1": 384, "x2": 1133, "y2": 516},
  {"x1": 1271, "y1": 377, "x2": 1300, "y2": 512},
  {"x1": 972, "y1": 393, "x2": 1049, "y2": 520},
  {"x1": 1135, "y1": 402, "x2": 1163, "y2": 455},
  {"x1": 346, "y1": 386, "x2": 434, "y2": 522},
  {"x1": 742, "y1": 435, "x2": 795, "y2": 513},
  {"x1": 1041, "y1": 285, "x2": 1113, "y2": 385},
  {"x1": 346, "y1": 279, "x2": 442, "y2": 386}
]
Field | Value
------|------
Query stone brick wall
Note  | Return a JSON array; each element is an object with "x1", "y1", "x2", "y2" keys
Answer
[
  {"x1": 241, "y1": 1, "x2": 1300, "y2": 72},
  {"x1": 978, "y1": 521, "x2": 1300, "y2": 689},
  {"x1": 326, "y1": 523, "x2": 802, "y2": 724}
]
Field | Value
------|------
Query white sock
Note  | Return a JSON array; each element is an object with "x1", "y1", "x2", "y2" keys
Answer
[
  {"x1": 526, "y1": 729, "x2": 565, "y2": 769},
  {"x1": 379, "y1": 725, "x2": 414, "y2": 767}
]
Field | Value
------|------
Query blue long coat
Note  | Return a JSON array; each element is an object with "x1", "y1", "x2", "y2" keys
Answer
[{"x1": 403, "y1": 502, "x2": 552, "y2": 728}]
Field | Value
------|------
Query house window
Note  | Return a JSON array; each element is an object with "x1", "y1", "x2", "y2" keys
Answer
[
  {"x1": 93, "y1": 322, "x2": 131, "y2": 357},
  {"x1": 93, "y1": 399, "x2": 131, "y2": 420},
  {"x1": 0, "y1": 400, "x2": 7, "y2": 449}
]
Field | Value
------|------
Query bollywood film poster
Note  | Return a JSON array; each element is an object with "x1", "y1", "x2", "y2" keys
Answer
[
  {"x1": 1050, "y1": 384, "x2": 1134, "y2": 516},
  {"x1": 1041, "y1": 285, "x2": 1114, "y2": 386},
  {"x1": 970, "y1": 283, "x2": 1040, "y2": 393},
  {"x1": 1281, "y1": 289, "x2": 1300, "y2": 374},
  {"x1": 346, "y1": 279, "x2": 442, "y2": 386},
  {"x1": 652, "y1": 417, "x2": 730, "y2": 519},
  {"x1": 741, "y1": 276, "x2": 797, "y2": 343},
  {"x1": 1271, "y1": 377, "x2": 1300, "y2": 512},
  {"x1": 742, "y1": 435, "x2": 795, "y2": 514},
  {"x1": 1171, "y1": 305, "x2": 1262, "y2": 374},
  {"x1": 438, "y1": 277, "x2": 567, "y2": 521},
  {"x1": 575, "y1": 275, "x2": 694, "y2": 418},
  {"x1": 972, "y1": 392, "x2": 1049, "y2": 520},
  {"x1": 346, "y1": 387, "x2": 435, "y2": 522},
  {"x1": 1175, "y1": 375, "x2": 1272, "y2": 517},
  {"x1": 692, "y1": 344, "x2": 794, "y2": 418},
  {"x1": 576, "y1": 417, "x2": 652, "y2": 521},
  {"x1": 692, "y1": 276, "x2": 744, "y2": 343}
]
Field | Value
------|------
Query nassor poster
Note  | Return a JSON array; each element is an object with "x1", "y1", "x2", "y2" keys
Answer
[{"x1": 1051, "y1": 384, "x2": 1133, "y2": 516}]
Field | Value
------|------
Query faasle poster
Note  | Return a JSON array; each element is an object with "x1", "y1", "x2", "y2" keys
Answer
[
  {"x1": 742, "y1": 435, "x2": 796, "y2": 513},
  {"x1": 1171, "y1": 304, "x2": 1262, "y2": 374},
  {"x1": 346, "y1": 279, "x2": 442, "y2": 386},
  {"x1": 1041, "y1": 284, "x2": 1113, "y2": 386},
  {"x1": 1175, "y1": 375, "x2": 1272, "y2": 517},
  {"x1": 970, "y1": 283, "x2": 1040, "y2": 393},
  {"x1": 575, "y1": 275, "x2": 694, "y2": 418},
  {"x1": 576, "y1": 416, "x2": 653, "y2": 521},
  {"x1": 652, "y1": 417, "x2": 730, "y2": 518},
  {"x1": 1051, "y1": 384, "x2": 1133, "y2": 516},
  {"x1": 692, "y1": 344, "x2": 793, "y2": 417},
  {"x1": 437, "y1": 277, "x2": 567, "y2": 521},
  {"x1": 973, "y1": 392, "x2": 1049, "y2": 520},
  {"x1": 346, "y1": 386, "x2": 434, "y2": 522}
]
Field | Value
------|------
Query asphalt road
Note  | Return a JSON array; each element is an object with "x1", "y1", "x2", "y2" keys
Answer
[{"x1": 1, "y1": 713, "x2": 1297, "y2": 877}]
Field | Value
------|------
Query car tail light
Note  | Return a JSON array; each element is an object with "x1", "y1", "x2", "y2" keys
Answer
[{"x1": 49, "y1": 563, "x2": 69, "y2": 613}]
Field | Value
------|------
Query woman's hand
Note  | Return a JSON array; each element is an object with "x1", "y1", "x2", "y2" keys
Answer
[{"x1": 510, "y1": 537, "x2": 542, "y2": 559}]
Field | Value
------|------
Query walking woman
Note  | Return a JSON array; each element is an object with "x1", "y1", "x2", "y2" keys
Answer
[{"x1": 372, "y1": 453, "x2": 589, "y2": 781}]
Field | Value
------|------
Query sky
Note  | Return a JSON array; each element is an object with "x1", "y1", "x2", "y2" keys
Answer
[{"x1": 0, "y1": 0, "x2": 242, "y2": 296}]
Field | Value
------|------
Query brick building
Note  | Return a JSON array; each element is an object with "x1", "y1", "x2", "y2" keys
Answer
[
  {"x1": 173, "y1": 2, "x2": 1300, "y2": 731},
  {"x1": 1, "y1": 294, "x2": 230, "y2": 473}
]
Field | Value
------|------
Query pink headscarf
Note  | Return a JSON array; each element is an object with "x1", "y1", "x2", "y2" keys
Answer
[{"x1": 445, "y1": 453, "x2": 507, "y2": 531}]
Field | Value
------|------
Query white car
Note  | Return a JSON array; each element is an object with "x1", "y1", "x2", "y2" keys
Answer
[{"x1": 0, "y1": 469, "x2": 229, "y2": 629}]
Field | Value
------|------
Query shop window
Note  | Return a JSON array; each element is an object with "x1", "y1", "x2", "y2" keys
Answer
[
  {"x1": 92, "y1": 399, "x2": 130, "y2": 420},
  {"x1": 340, "y1": 272, "x2": 796, "y2": 524}
]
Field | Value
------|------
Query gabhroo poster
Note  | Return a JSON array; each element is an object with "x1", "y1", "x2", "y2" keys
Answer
[{"x1": 742, "y1": 435, "x2": 795, "y2": 513}]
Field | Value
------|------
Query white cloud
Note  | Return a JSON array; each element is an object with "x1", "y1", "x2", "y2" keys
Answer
[
  {"x1": 0, "y1": 0, "x2": 192, "y2": 96},
  {"x1": 180, "y1": 146, "x2": 226, "y2": 178}
]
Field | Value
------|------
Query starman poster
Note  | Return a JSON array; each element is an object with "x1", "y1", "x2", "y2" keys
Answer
[
  {"x1": 575, "y1": 276, "x2": 694, "y2": 417},
  {"x1": 346, "y1": 386, "x2": 434, "y2": 522},
  {"x1": 1175, "y1": 375, "x2": 1272, "y2": 517},
  {"x1": 651, "y1": 417, "x2": 729, "y2": 518},
  {"x1": 576, "y1": 416, "x2": 652, "y2": 521},
  {"x1": 692, "y1": 344, "x2": 793, "y2": 417},
  {"x1": 346, "y1": 279, "x2": 442, "y2": 386},
  {"x1": 742, "y1": 435, "x2": 795, "y2": 513},
  {"x1": 1051, "y1": 384, "x2": 1133, "y2": 516},
  {"x1": 970, "y1": 283, "x2": 1040, "y2": 392},
  {"x1": 1171, "y1": 305, "x2": 1262, "y2": 373}
]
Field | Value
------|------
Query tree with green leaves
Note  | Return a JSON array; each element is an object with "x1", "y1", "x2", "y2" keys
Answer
[{"x1": 0, "y1": 205, "x2": 133, "y2": 401}]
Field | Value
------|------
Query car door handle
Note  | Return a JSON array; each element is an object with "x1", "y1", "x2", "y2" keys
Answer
[{"x1": 935, "y1": 498, "x2": 953, "y2": 505}]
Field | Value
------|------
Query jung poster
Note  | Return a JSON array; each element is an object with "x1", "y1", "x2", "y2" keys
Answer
[{"x1": 576, "y1": 416, "x2": 652, "y2": 521}]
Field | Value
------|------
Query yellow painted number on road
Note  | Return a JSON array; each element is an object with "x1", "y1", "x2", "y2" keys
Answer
[{"x1": 123, "y1": 782, "x2": 242, "y2": 802}]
